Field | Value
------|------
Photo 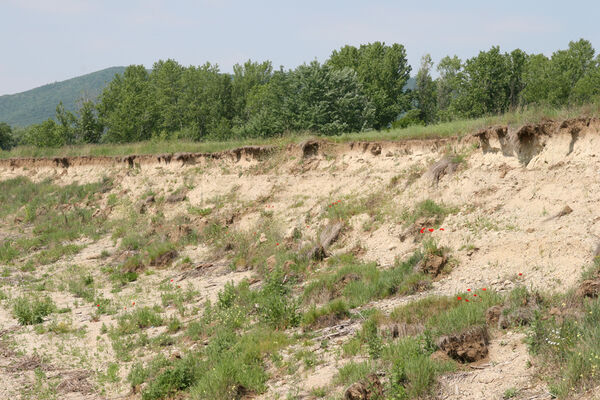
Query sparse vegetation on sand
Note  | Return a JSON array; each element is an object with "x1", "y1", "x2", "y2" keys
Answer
[{"x1": 1, "y1": 117, "x2": 600, "y2": 399}]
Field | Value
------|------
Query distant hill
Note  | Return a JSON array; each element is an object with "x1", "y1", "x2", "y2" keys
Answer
[{"x1": 0, "y1": 66, "x2": 126, "y2": 127}]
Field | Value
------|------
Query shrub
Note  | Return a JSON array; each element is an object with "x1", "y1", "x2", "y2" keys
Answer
[{"x1": 12, "y1": 295, "x2": 56, "y2": 325}]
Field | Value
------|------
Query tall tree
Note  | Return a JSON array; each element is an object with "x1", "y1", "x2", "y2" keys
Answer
[
  {"x1": 436, "y1": 56, "x2": 462, "y2": 121},
  {"x1": 98, "y1": 65, "x2": 157, "y2": 143},
  {"x1": 77, "y1": 100, "x2": 103, "y2": 143},
  {"x1": 548, "y1": 39, "x2": 596, "y2": 105},
  {"x1": 151, "y1": 59, "x2": 185, "y2": 133},
  {"x1": 521, "y1": 53, "x2": 551, "y2": 105},
  {"x1": 451, "y1": 46, "x2": 512, "y2": 118},
  {"x1": 179, "y1": 63, "x2": 233, "y2": 140},
  {"x1": 328, "y1": 42, "x2": 411, "y2": 129},
  {"x1": 55, "y1": 101, "x2": 77, "y2": 144},
  {"x1": 234, "y1": 68, "x2": 292, "y2": 137},
  {"x1": 0, "y1": 122, "x2": 14, "y2": 150},
  {"x1": 414, "y1": 54, "x2": 437, "y2": 124},
  {"x1": 571, "y1": 55, "x2": 600, "y2": 103},
  {"x1": 288, "y1": 61, "x2": 373, "y2": 135},
  {"x1": 508, "y1": 49, "x2": 528, "y2": 109},
  {"x1": 231, "y1": 60, "x2": 273, "y2": 126}
]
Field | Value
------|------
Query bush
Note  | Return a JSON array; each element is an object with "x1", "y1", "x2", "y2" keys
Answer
[
  {"x1": 0, "y1": 122, "x2": 14, "y2": 150},
  {"x1": 383, "y1": 336, "x2": 455, "y2": 399},
  {"x1": 12, "y1": 295, "x2": 56, "y2": 325}
]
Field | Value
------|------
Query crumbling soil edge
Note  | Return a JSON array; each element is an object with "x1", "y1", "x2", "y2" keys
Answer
[{"x1": 0, "y1": 117, "x2": 596, "y2": 169}]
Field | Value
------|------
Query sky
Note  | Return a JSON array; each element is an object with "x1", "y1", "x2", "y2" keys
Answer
[{"x1": 1, "y1": 0, "x2": 599, "y2": 95}]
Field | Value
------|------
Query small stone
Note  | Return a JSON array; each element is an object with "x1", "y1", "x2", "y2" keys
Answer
[{"x1": 259, "y1": 233, "x2": 267, "y2": 243}]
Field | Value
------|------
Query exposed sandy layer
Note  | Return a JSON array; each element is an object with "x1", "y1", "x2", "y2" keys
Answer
[{"x1": 1, "y1": 118, "x2": 599, "y2": 399}]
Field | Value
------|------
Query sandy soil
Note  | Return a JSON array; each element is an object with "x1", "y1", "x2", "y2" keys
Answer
[{"x1": 1, "y1": 118, "x2": 600, "y2": 398}]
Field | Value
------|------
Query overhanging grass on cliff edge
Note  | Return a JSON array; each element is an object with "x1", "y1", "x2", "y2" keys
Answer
[{"x1": 2, "y1": 102, "x2": 599, "y2": 159}]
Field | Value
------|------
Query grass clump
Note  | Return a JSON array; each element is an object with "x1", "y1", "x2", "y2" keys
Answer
[
  {"x1": 401, "y1": 199, "x2": 456, "y2": 227},
  {"x1": 0, "y1": 177, "x2": 112, "y2": 264},
  {"x1": 302, "y1": 298, "x2": 351, "y2": 328},
  {"x1": 115, "y1": 306, "x2": 164, "y2": 335},
  {"x1": 131, "y1": 294, "x2": 292, "y2": 400},
  {"x1": 525, "y1": 294, "x2": 600, "y2": 398},
  {"x1": 12, "y1": 295, "x2": 56, "y2": 325},
  {"x1": 303, "y1": 252, "x2": 429, "y2": 314},
  {"x1": 382, "y1": 336, "x2": 455, "y2": 399},
  {"x1": 426, "y1": 290, "x2": 502, "y2": 337},
  {"x1": 334, "y1": 361, "x2": 375, "y2": 386}
]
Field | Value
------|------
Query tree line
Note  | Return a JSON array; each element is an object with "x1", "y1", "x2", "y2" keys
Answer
[{"x1": 1, "y1": 39, "x2": 600, "y2": 149}]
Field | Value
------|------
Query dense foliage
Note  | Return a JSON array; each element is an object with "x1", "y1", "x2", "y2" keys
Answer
[{"x1": 3, "y1": 39, "x2": 600, "y2": 147}]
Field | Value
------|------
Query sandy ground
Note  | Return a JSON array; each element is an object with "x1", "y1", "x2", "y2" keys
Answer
[{"x1": 1, "y1": 118, "x2": 600, "y2": 398}]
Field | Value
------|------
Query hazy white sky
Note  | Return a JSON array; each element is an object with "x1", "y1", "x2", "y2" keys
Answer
[{"x1": 1, "y1": 0, "x2": 599, "y2": 95}]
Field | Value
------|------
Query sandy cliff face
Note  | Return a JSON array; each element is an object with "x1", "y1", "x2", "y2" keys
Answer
[{"x1": 1, "y1": 118, "x2": 599, "y2": 399}]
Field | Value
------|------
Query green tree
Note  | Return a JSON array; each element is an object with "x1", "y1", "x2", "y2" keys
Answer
[
  {"x1": 414, "y1": 54, "x2": 437, "y2": 124},
  {"x1": 179, "y1": 63, "x2": 233, "y2": 140},
  {"x1": 231, "y1": 60, "x2": 273, "y2": 126},
  {"x1": 151, "y1": 59, "x2": 185, "y2": 133},
  {"x1": 452, "y1": 46, "x2": 512, "y2": 118},
  {"x1": 23, "y1": 119, "x2": 63, "y2": 147},
  {"x1": 0, "y1": 122, "x2": 14, "y2": 150},
  {"x1": 521, "y1": 53, "x2": 551, "y2": 105},
  {"x1": 288, "y1": 61, "x2": 373, "y2": 135},
  {"x1": 548, "y1": 39, "x2": 596, "y2": 105},
  {"x1": 55, "y1": 101, "x2": 77, "y2": 144},
  {"x1": 571, "y1": 55, "x2": 600, "y2": 102},
  {"x1": 328, "y1": 42, "x2": 411, "y2": 129},
  {"x1": 522, "y1": 39, "x2": 596, "y2": 106},
  {"x1": 76, "y1": 100, "x2": 103, "y2": 143},
  {"x1": 234, "y1": 68, "x2": 292, "y2": 137},
  {"x1": 98, "y1": 65, "x2": 157, "y2": 143},
  {"x1": 508, "y1": 49, "x2": 528, "y2": 109},
  {"x1": 436, "y1": 55, "x2": 462, "y2": 121}
]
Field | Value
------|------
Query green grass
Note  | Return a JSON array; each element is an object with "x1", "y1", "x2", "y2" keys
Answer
[
  {"x1": 3, "y1": 102, "x2": 598, "y2": 159},
  {"x1": 302, "y1": 252, "x2": 430, "y2": 323},
  {"x1": 114, "y1": 306, "x2": 164, "y2": 335},
  {"x1": 388, "y1": 289, "x2": 502, "y2": 338},
  {"x1": 382, "y1": 336, "x2": 455, "y2": 399},
  {"x1": 0, "y1": 177, "x2": 112, "y2": 264},
  {"x1": 67, "y1": 271, "x2": 95, "y2": 302},
  {"x1": 12, "y1": 295, "x2": 56, "y2": 325},
  {"x1": 525, "y1": 289, "x2": 600, "y2": 399},
  {"x1": 401, "y1": 199, "x2": 456, "y2": 226},
  {"x1": 334, "y1": 361, "x2": 374, "y2": 386}
]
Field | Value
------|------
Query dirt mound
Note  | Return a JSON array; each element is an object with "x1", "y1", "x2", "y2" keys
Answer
[
  {"x1": 437, "y1": 326, "x2": 489, "y2": 363},
  {"x1": 427, "y1": 156, "x2": 460, "y2": 184},
  {"x1": 56, "y1": 370, "x2": 94, "y2": 394},
  {"x1": 344, "y1": 373, "x2": 383, "y2": 400},
  {"x1": 577, "y1": 278, "x2": 600, "y2": 298},
  {"x1": 418, "y1": 253, "x2": 448, "y2": 277}
]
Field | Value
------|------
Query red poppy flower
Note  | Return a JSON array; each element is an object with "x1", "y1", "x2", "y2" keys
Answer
[
  {"x1": 473, "y1": 294, "x2": 477, "y2": 297},
  {"x1": 482, "y1": 288, "x2": 487, "y2": 291},
  {"x1": 467, "y1": 289, "x2": 471, "y2": 292},
  {"x1": 518, "y1": 273, "x2": 523, "y2": 276},
  {"x1": 457, "y1": 296, "x2": 462, "y2": 300},
  {"x1": 465, "y1": 299, "x2": 470, "y2": 302}
]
